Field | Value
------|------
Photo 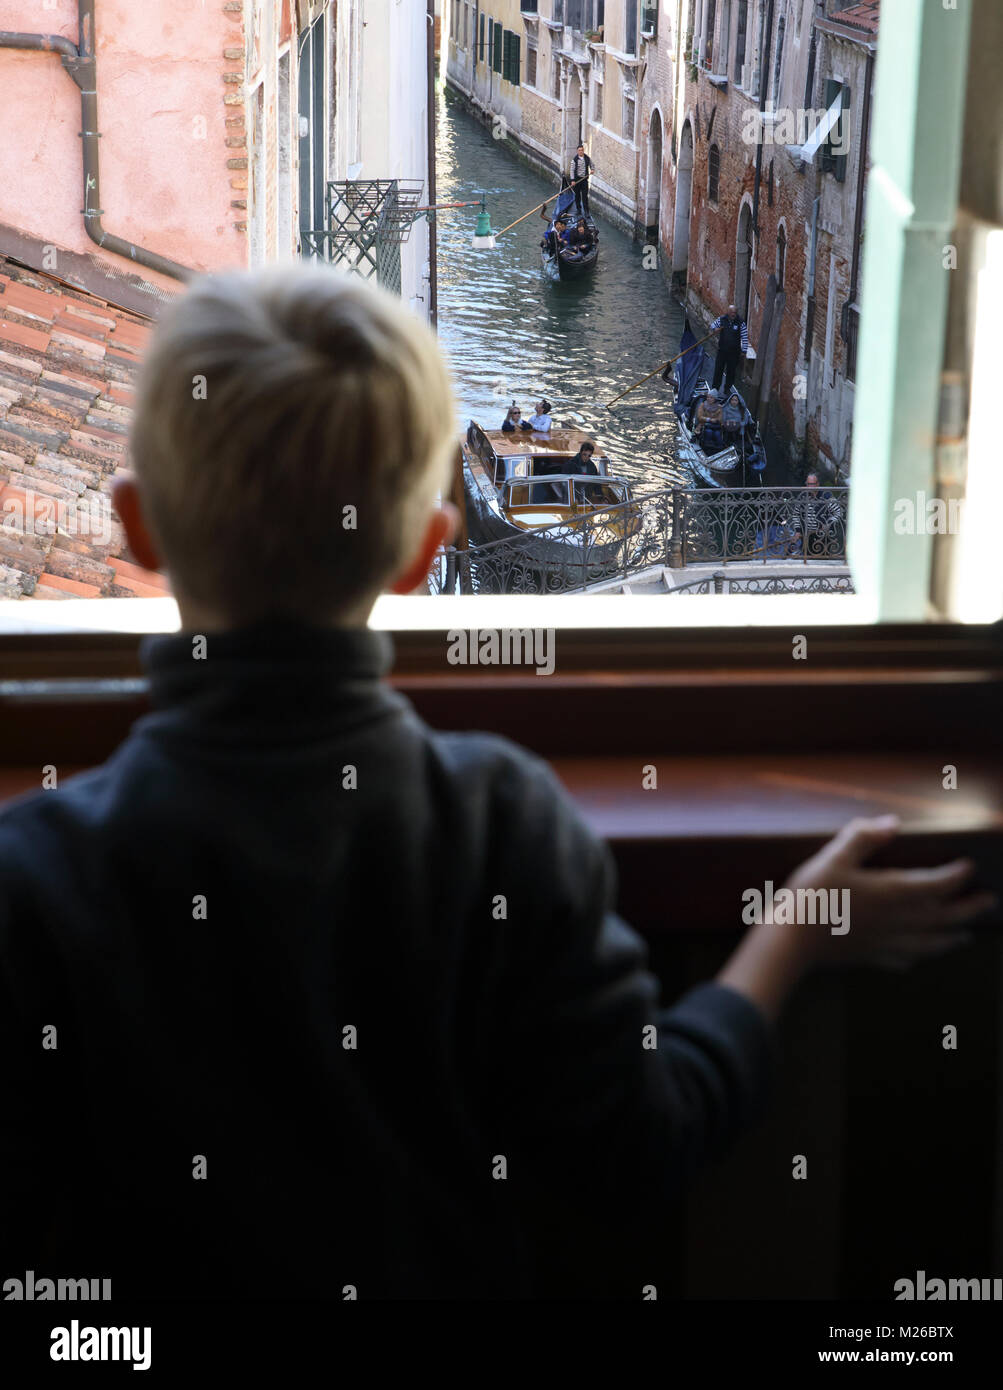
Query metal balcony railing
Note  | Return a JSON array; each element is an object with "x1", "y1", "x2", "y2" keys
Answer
[
  {"x1": 429, "y1": 486, "x2": 850, "y2": 594},
  {"x1": 301, "y1": 178, "x2": 424, "y2": 295}
]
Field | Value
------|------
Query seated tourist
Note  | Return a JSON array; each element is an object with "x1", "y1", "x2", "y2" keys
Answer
[
  {"x1": 566, "y1": 220, "x2": 592, "y2": 254},
  {"x1": 501, "y1": 403, "x2": 524, "y2": 433},
  {"x1": 722, "y1": 392, "x2": 746, "y2": 435},
  {"x1": 697, "y1": 389, "x2": 724, "y2": 448},
  {"x1": 526, "y1": 399, "x2": 553, "y2": 432}
]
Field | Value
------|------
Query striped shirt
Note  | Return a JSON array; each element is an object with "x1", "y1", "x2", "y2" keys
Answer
[{"x1": 711, "y1": 315, "x2": 750, "y2": 352}]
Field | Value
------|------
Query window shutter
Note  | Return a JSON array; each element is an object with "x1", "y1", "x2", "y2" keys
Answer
[
  {"x1": 511, "y1": 35, "x2": 520, "y2": 86},
  {"x1": 834, "y1": 84, "x2": 851, "y2": 182},
  {"x1": 493, "y1": 21, "x2": 503, "y2": 74},
  {"x1": 822, "y1": 79, "x2": 851, "y2": 181}
]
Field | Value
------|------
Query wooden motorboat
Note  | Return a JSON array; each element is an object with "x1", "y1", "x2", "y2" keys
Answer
[{"x1": 460, "y1": 422, "x2": 640, "y2": 591}]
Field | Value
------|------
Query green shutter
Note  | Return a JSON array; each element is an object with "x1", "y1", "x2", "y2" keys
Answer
[
  {"x1": 835, "y1": 84, "x2": 851, "y2": 183},
  {"x1": 511, "y1": 34, "x2": 520, "y2": 86},
  {"x1": 822, "y1": 79, "x2": 851, "y2": 182},
  {"x1": 493, "y1": 21, "x2": 503, "y2": 73}
]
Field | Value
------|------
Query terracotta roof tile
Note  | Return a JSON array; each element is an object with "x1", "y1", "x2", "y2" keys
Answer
[
  {"x1": 0, "y1": 253, "x2": 167, "y2": 601},
  {"x1": 35, "y1": 572, "x2": 102, "y2": 598},
  {"x1": 0, "y1": 319, "x2": 51, "y2": 353},
  {"x1": 0, "y1": 277, "x2": 58, "y2": 320},
  {"x1": 827, "y1": 1, "x2": 880, "y2": 34}
]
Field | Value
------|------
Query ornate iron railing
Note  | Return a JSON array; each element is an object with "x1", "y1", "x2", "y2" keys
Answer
[
  {"x1": 301, "y1": 178, "x2": 423, "y2": 294},
  {"x1": 680, "y1": 486, "x2": 848, "y2": 566},
  {"x1": 670, "y1": 571, "x2": 855, "y2": 595},
  {"x1": 429, "y1": 486, "x2": 849, "y2": 595}
]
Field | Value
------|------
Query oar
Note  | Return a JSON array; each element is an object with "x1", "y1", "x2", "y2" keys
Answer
[
  {"x1": 494, "y1": 178, "x2": 588, "y2": 239},
  {"x1": 605, "y1": 329, "x2": 717, "y2": 410}
]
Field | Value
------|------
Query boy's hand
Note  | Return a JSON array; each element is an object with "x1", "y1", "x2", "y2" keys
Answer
[
  {"x1": 782, "y1": 815, "x2": 997, "y2": 970},
  {"x1": 718, "y1": 816, "x2": 998, "y2": 1022}
]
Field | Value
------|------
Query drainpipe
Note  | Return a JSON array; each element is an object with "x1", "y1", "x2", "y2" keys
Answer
[
  {"x1": 750, "y1": 0, "x2": 775, "y2": 246},
  {"x1": 426, "y1": 0, "x2": 438, "y2": 330},
  {"x1": 842, "y1": 45, "x2": 875, "y2": 366},
  {"x1": 0, "y1": 1, "x2": 192, "y2": 282}
]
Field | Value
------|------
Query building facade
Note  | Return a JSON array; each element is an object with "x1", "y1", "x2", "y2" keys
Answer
[
  {"x1": 648, "y1": 0, "x2": 877, "y2": 475},
  {"x1": 0, "y1": 1, "x2": 434, "y2": 602},
  {"x1": 445, "y1": 2, "x2": 657, "y2": 233},
  {"x1": 443, "y1": 0, "x2": 878, "y2": 476}
]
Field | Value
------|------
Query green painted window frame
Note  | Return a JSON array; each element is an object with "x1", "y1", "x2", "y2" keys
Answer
[{"x1": 848, "y1": 0, "x2": 973, "y2": 621}]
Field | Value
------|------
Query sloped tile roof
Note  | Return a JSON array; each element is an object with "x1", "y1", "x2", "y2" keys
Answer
[
  {"x1": 0, "y1": 256, "x2": 170, "y2": 601},
  {"x1": 828, "y1": 2, "x2": 880, "y2": 34}
]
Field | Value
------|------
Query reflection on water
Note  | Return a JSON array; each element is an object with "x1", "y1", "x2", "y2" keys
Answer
[{"x1": 435, "y1": 93, "x2": 689, "y2": 496}]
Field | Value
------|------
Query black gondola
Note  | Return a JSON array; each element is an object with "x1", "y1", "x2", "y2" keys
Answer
[
  {"x1": 670, "y1": 320, "x2": 767, "y2": 488},
  {"x1": 541, "y1": 186, "x2": 599, "y2": 280}
]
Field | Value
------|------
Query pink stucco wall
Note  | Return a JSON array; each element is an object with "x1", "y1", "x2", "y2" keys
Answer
[{"x1": 0, "y1": 0, "x2": 246, "y2": 291}]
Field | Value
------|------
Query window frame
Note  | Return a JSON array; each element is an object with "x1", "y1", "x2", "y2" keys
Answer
[{"x1": 0, "y1": 0, "x2": 988, "y2": 664}]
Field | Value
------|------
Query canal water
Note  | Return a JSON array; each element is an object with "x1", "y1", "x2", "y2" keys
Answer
[{"x1": 435, "y1": 93, "x2": 690, "y2": 496}]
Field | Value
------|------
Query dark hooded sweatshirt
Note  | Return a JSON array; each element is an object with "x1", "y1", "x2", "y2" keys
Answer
[{"x1": 0, "y1": 626, "x2": 771, "y2": 1300}]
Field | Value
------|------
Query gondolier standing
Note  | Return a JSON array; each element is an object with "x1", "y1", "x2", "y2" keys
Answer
[
  {"x1": 710, "y1": 304, "x2": 750, "y2": 394},
  {"x1": 570, "y1": 144, "x2": 593, "y2": 216}
]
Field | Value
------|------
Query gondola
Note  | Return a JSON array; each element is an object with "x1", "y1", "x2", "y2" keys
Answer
[
  {"x1": 669, "y1": 320, "x2": 767, "y2": 488},
  {"x1": 541, "y1": 186, "x2": 599, "y2": 281}
]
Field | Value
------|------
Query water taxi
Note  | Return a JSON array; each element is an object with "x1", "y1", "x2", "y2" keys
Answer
[{"x1": 460, "y1": 422, "x2": 640, "y2": 588}]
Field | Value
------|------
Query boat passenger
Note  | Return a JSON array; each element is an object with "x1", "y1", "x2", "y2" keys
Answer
[
  {"x1": 527, "y1": 399, "x2": 553, "y2": 432},
  {"x1": 696, "y1": 390, "x2": 724, "y2": 450},
  {"x1": 539, "y1": 202, "x2": 570, "y2": 257},
  {"x1": 722, "y1": 393, "x2": 746, "y2": 436},
  {"x1": 564, "y1": 220, "x2": 592, "y2": 259},
  {"x1": 568, "y1": 441, "x2": 600, "y2": 476},
  {"x1": 501, "y1": 403, "x2": 523, "y2": 433}
]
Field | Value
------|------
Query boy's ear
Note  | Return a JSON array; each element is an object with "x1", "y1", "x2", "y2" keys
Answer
[
  {"x1": 389, "y1": 503, "x2": 459, "y2": 595},
  {"x1": 111, "y1": 475, "x2": 164, "y2": 574}
]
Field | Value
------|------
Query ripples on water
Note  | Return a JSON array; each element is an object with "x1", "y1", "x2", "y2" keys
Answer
[{"x1": 435, "y1": 93, "x2": 690, "y2": 496}]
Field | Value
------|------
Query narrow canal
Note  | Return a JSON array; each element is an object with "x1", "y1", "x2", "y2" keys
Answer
[{"x1": 435, "y1": 92, "x2": 690, "y2": 496}]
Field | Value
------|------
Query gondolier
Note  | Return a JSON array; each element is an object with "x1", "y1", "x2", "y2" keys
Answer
[
  {"x1": 570, "y1": 144, "x2": 593, "y2": 216},
  {"x1": 710, "y1": 304, "x2": 750, "y2": 394}
]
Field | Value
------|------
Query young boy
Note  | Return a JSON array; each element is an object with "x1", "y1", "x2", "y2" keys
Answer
[{"x1": 0, "y1": 268, "x2": 991, "y2": 1301}]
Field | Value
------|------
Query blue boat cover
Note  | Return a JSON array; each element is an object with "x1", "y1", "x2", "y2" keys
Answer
[
  {"x1": 550, "y1": 186, "x2": 577, "y2": 226},
  {"x1": 673, "y1": 318, "x2": 704, "y2": 414}
]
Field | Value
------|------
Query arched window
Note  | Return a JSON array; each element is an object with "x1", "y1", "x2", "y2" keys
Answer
[
  {"x1": 777, "y1": 223, "x2": 787, "y2": 289},
  {"x1": 708, "y1": 143, "x2": 720, "y2": 202}
]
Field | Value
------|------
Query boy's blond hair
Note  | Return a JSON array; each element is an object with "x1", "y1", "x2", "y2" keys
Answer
[{"x1": 129, "y1": 265, "x2": 456, "y2": 623}]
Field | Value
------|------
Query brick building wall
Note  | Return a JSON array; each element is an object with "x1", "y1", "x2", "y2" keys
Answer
[
  {"x1": 445, "y1": 3, "x2": 648, "y2": 234},
  {"x1": 649, "y1": 0, "x2": 875, "y2": 477}
]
